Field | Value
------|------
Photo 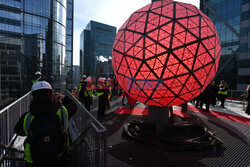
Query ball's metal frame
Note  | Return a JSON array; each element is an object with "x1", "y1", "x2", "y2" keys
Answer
[{"x1": 113, "y1": 0, "x2": 221, "y2": 107}]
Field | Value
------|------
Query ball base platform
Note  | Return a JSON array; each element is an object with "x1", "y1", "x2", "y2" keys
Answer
[{"x1": 123, "y1": 115, "x2": 223, "y2": 150}]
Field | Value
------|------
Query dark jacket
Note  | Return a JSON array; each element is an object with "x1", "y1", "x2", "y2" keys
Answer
[
  {"x1": 14, "y1": 96, "x2": 77, "y2": 136},
  {"x1": 200, "y1": 85, "x2": 213, "y2": 103},
  {"x1": 78, "y1": 81, "x2": 87, "y2": 102},
  {"x1": 210, "y1": 84, "x2": 219, "y2": 97},
  {"x1": 246, "y1": 89, "x2": 250, "y2": 102}
]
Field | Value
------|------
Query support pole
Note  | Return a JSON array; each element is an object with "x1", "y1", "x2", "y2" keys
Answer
[{"x1": 148, "y1": 105, "x2": 170, "y2": 125}]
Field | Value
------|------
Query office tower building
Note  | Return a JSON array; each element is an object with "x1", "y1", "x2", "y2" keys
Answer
[
  {"x1": 0, "y1": 0, "x2": 72, "y2": 107},
  {"x1": 66, "y1": 0, "x2": 74, "y2": 89},
  {"x1": 200, "y1": 0, "x2": 250, "y2": 90},
  {"x1": 80, "y1": 21, "x2": 116, "y2": 76}
]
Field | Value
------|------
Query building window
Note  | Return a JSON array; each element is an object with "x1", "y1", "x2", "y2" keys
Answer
[
  {"x1": 240, "y1": 43, "x2": 247, "y2": 53},
  {"x1": 241, "y1": 11, "x2": 249, "y2": 21},
  {"x1": 240, "y1": 27, "x2": 248, "y2": 36}
]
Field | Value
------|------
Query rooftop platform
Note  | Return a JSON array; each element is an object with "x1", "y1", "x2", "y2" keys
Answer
[{"x1": 92, "y1": 97, "x2": 250, "y2": 167}]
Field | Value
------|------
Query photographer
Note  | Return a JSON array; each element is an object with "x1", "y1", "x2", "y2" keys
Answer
[{"x1": 14, "y1": 81, "x2": 77, "y2": 167}]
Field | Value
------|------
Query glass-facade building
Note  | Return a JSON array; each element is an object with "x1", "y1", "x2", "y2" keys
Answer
[
  {"x1": 0, "y1": 0, "x2": 73, "y2": 108},
  {"x1": 80, "y1": 21, "x2": 116, "y2": 76},
  {"x1": 238, "y1": 0, "x2": 250, "y2": 90},
  {"x1": 66, "y1": 0, "x2": 73, "y2": 89},
  {"x1": 200, "y1": 0, "x2": 250, "y2": 90}
]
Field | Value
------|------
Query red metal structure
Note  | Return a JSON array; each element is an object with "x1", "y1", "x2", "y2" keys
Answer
[{"x1": 112, "y1": 0, "x2": 221, "y2": 107}]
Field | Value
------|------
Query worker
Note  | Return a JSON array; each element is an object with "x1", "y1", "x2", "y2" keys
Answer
[
  {"x1": 96, "y1": 78, "x2": 107, "y2": 118},
  {"x1": 218, "y1": 80, "x2": 229, "y2": 108},
  {"x1": 14, "y1": 81, "x2": 77, "y2": 167},
  {"x1": 72, "y1": 86, "x2": 78, "y2": 99},
  {"x1": 106, "y1": 78, "x2": 112, "y2": 108},
  {"x1": 83, "y1": 77, "x2": 94, "y2": 111},
  {"x1": 78, "y1": 75, "x2": 87, "y2": 103},
  {"x1": 122, "y1": 89, "x2": 128, "y2": 106},
  {"x1": 32, "y1": 71, "x2": 42, "y2": 84}
]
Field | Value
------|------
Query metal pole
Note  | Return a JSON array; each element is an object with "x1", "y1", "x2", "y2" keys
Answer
[{"x1": 6, "y1": 108, "x2": 10, "y2": 143}]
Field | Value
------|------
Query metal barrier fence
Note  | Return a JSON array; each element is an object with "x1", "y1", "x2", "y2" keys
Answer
[
  {"x1": 0, "y1": 90, "x2": 107, "y2": 167},
  {"x1": 0, "y1": 134, "x2": 24, "y2": 167},
  {"x1": 0, "y1": 92, "x2": 31, "y2": 166},
  {"x1": 65, "y1": 90, "x2": 107, "y2": 167}
]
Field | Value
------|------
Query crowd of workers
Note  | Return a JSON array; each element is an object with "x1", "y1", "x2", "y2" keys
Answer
[
  {"x1": 74, "y1": 75, "x2": 121, "y2": 118},
  {"x1": 75, "y1": 74, "x2": 250, "y2": 116},
  {"x1": 190, "y1": 80, "x2": 250, "y2": 115},
  {"x1": 191, "y1": 80, "x2": 229, "y2": 112}
]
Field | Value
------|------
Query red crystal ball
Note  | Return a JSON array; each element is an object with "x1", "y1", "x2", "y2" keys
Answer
[{"x1": 112, "y1": 0, "x2": 221, "y2": 107}]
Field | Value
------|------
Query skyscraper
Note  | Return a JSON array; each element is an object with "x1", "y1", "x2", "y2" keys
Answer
[
  {"x1": 80, "y1": 21, "x2": 116, "y2": 76},
  {"x1": 238, "y1": 0, "x2": 250, "y2": 90},
  {"x1": 200, "y1": 0, "x2": 250, "y2": 90},
  {"x1": 0, "y1": 0, "x2": 73, "y2": 107},
  {"x1": 66, "y1": 0, "x2": 74, "y2": 89}
]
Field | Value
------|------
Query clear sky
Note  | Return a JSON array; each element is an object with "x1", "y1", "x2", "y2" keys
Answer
[{"x1": 73, "y1": 0, "x2": 200, "y2": 65}]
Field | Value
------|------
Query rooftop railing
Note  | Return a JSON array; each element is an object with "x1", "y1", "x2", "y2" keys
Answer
[{"x1": 0, "y1": 90, "x2": 107, "y2": 167}]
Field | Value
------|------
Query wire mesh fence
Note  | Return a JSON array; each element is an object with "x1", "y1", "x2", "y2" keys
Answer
[
  {"x1": 65, "y1": 90, "x2": 107, "y2": 167},
  {"x1": 0, "y1": 92, "x2": 31, "y2": 167}
]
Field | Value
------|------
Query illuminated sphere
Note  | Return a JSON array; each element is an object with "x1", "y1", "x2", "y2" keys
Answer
[{"x1": 112, "y1": 0, "x2": 221, "y2": 107}]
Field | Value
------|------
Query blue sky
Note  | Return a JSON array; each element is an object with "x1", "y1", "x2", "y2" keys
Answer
[{"x1": 73, "y1": 0, "x2": 200, "y2": 65}]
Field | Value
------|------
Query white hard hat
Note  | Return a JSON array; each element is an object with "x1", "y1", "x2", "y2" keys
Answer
[
  {"x1": 98, "y1": 77, "x2": 106, "y2": 82},
  {"x1": 35, "y1": 71, "x2": 41, "y2": 75},
  {"x1": 82, "y1": 75, "x2": 86, "y2": 78},
  {"x1": 85, "y1": 77, "x2": 91, "y2": 83},
  {"x1": 32, "y1": 81, "x2": 52, "y2": 92}
]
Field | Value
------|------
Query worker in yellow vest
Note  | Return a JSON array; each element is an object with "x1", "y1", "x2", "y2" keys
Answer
[
  {"x1": 72, "y1": 86, "x2": 78, "y2": 99},
  {"x1": 14, "y1": 81, "x2": 77, "y2": 166},
  {"x1": 218, "y1": 80, "x2": 229, "y2": 108},
  {"x1": 32, "y1": 71, "x2": 42, "y2": 84},
  {"x1": 83, "y1": 77, "x2": 94, "y2": 111},
  {"x1": 96, "y1": 77, "x2": 107, "y2": 118},
  {"x1": 78, "y1": 75, "x2": 87, "y2": 103}
]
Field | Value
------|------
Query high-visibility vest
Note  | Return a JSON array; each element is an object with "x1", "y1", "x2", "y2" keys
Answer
[
  {"x1": 96, "y1": 84, "x2": 104, "y2": 97},
  {"x1": 32, "y1": 78, "x2": 39, "y2": 84},
  {"x1": 84, "y1": 86, "x2": 94, "y2": 97},
  {"x1": 218, "y1": 86, "x2": 228, "y2": 95},
  {"x1": 78, "y1": 82, "x2": 83, "y2": 92},
  {"x1": 23, "y1": 106, "x2": 69, "y2": 164}
]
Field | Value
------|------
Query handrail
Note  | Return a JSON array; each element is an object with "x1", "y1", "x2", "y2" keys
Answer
[
  {"x1": 0, "y1": 91, "x2": 31, "y2": 115},
  {"x1": 0, "y1": 89, "x2": 107, "y2": 167},
  {"x1": 0, "y1": 92, "x2": 31, "y2": 166}
]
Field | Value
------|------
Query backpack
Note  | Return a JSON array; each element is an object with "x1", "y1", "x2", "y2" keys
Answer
[{"x1": 25, "y1": 108, "x2": 67, "y2": 164}]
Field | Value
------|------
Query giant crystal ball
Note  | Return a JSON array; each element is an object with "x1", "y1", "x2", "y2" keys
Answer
[{"x1": 112, "y1": 0, "x2": 221, "y2": 107}]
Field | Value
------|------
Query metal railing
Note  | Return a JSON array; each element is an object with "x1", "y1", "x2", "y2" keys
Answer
[
  {"x1": 0, "y1": 91, "x2": 31, "y2": 166},
  {"x1": 65, "y1": 90, "x2": 107, "y2": 167},
  {"x1": 0, "y1": 134, "x2": 24, "y2": 167},
  {"x1": 0, "y1": 90, "x2": 107, "y2": 167}
]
